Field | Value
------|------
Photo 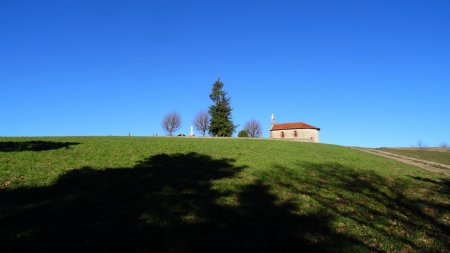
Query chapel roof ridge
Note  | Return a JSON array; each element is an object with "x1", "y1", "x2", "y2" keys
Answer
[{"x1": 271, "y1": 122, "x2": 320, "y2": 131}]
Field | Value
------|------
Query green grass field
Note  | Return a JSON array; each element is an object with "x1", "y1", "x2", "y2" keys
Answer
[
  {"x1": 1, "y1": 137, "x2": 449, "y2": 252},
  {"x1": 379, "y1": 148, "x2": 450, "y2": 165}
]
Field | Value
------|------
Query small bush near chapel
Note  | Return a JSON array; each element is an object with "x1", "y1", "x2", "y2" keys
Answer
[{"x1": 238, "y1": 130, "x2": 249, "y2": 137}]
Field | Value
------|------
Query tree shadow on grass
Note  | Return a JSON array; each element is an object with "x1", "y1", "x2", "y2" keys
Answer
[
  {"x1": 409, "y1": 175, "x2": 450, "y2": 195},
  {"x1": 0, "y1": 153, "x2": 372, "y2": 253},
  {"x1": 270, "y1": 162, "x2": 450, "y2": 252},
  {"x1": 0, "y1": 141, "x2": 79, "y2": 152}
]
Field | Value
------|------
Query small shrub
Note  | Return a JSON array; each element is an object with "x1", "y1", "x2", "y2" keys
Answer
[{"x1": 238, "y1": 130, "x2": 249, "y2": 138}]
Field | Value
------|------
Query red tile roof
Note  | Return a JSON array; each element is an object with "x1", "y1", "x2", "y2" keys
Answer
[{"x1": 271, "y1": 122, "x2": 320, "y2": 131}]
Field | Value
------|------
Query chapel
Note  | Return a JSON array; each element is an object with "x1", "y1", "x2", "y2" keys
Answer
[{"x1": 269, "y1": 114, "x2": 320, "y2": 143}]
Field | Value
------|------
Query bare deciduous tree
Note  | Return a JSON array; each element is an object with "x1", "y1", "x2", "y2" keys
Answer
[
  {"x1": 439, "y1": 142, "x2": 448, "y2": 148},
  {"x1": 193, "y1": 111, "x2": 210, "y2": 136},
  {"x1": 417, "y1": 140, "x2": 427, "y2": 150},
  {"x1": 244, "y1": 119, "x2": 262, "y2": 138},
  {"x1": 162, "y1": 112, "x2": 181, "y2": 136}
]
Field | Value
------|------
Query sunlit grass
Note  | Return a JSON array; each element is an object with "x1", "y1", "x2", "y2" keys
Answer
[{"x1": 379, "y1": 148, "x2": 450, "y2": 165}]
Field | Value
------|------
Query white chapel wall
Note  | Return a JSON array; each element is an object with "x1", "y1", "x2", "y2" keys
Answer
[{"x1": 270, "y1": 129, "x2": 319, "y2": 143}]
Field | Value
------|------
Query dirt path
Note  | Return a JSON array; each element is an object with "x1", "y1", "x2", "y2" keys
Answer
[{"x1": 350, "y1": 147, "x2": 450, "y2": 176}]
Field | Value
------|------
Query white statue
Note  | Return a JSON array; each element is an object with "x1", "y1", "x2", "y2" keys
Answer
[{"x1": 189, "y1": 125, "x2": 195, "y2": 137}]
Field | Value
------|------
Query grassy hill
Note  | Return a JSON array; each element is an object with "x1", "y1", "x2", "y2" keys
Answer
[{"x1": 1, "y1": 137, "x2": 449, "y2": 252}]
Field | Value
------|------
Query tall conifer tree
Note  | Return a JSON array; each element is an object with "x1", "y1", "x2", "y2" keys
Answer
[{"x1": 208, "y1": 79, "x2": 236, "y2": 136}]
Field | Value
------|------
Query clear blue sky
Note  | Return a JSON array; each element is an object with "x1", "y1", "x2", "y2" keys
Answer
[{"x1": 1, "y1": 1, "x2": 449, "y2": 147}]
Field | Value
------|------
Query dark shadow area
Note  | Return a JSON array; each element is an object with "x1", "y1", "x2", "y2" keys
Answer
[
  {"x1": 272, "y1": 162, "x2": 450, "y2": 252},
  {"x1": 409, "y1": 175, "x2": 450, "y2": 194},
  {"x1": 0, "y1": 153, "x2": 370, "y2": 253},
  {"x1": 0, "y1": 141, "x2": 79, "y2": 152}
]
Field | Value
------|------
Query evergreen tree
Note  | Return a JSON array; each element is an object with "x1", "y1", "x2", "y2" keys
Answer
[{"x1": 208, "y1": 79, "x2": 236, "y2": 137}]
